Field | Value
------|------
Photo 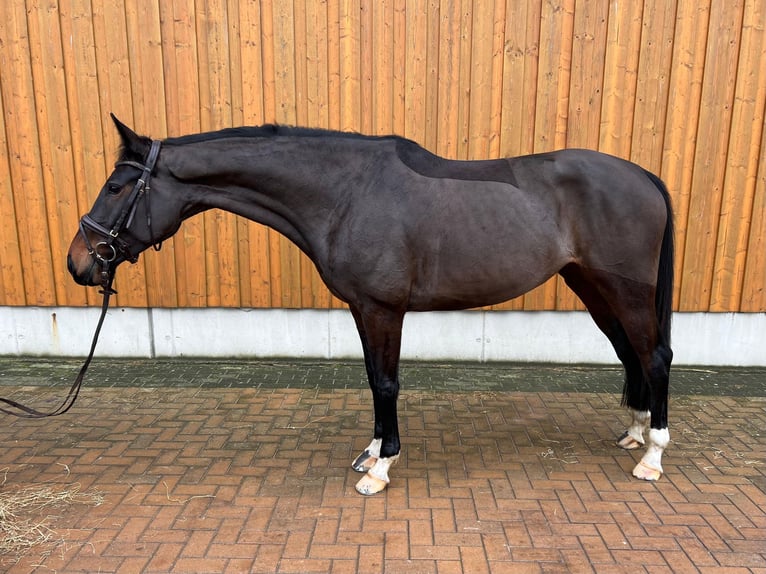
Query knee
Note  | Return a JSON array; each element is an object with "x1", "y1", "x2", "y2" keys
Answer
[{"x1": 374, "y1": 377, "x2": 399, "y2": 401}]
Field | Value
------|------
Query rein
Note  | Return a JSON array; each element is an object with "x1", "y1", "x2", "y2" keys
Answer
[
  {"x1": 0, "y1": 140, "x2": 162, "y2": 419},
  {"x1": 0, "y1": 281, "x2": 114, "y2": 418}
]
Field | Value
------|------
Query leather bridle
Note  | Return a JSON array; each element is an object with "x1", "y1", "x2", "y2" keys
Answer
[
  {"x1": 78, "y1": 139, "x2": 163, "y2": 290},
  {"x1": 0, "y1": 140, "x2": 162, "y2": 419}
]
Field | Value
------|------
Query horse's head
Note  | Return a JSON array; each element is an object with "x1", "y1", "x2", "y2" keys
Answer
[{"x1": 67, "y1": 115, "x2": 184, "y2": 287}]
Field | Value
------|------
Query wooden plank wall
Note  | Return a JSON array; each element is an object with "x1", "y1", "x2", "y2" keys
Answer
[{"x1": 0, "y1": 0, "x2": 764, "y2": 312}]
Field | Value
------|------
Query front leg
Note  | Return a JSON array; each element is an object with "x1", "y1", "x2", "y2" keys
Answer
[
  {"x1": 349, "y1": 304, "x2": 404, "y2": 495},
  {"x1": 355, "y1": 366, "x2": 401, "y2": 495}
]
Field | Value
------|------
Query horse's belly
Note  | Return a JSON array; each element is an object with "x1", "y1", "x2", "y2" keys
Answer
[{"x1": 406, "y1": 257, "x2": 565, "y2": 311}]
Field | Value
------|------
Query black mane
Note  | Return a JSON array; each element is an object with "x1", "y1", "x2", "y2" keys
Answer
[{"x1": 163, "y1": 124, "x2": 401, "y2": 147}]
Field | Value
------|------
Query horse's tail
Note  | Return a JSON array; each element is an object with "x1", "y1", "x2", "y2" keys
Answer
[{"x1": 644, "y1": 169, "x2": 675, "y2": 346}]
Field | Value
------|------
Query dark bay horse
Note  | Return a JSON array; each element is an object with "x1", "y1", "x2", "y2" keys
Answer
[{"x1": 68, "y1": 115, "x2": 674, "y2": 495}]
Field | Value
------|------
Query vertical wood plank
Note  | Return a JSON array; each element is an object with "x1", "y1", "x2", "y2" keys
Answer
[
  {"x1": 360, "y1": 0, "x2": 374, "y2": 134},
  {"x1": 26, "y1": 0, "x2": 86, "y2": 306},
  {"x1": 567, "y1": 0, "x2": 608, "y2": 151},
  {"x1": 196, "y1": 0, "x2": 240, "y2": 308},
  {"x1": 741, "y1": 131, "x2": 766, "y2": 311},
  {"x1": 555, "y1": 0, "x2": 609, "y2": 311},
  {"x1": 0, "y1": 0, "x2": 56, "y2": 306},
  {"x1": 436, "y1": 0, "x2": 462, "y2": 158},
  {"x1": 710, "y1": 0, "x2": 766, "y2": 311},
  {"x1": 271, "y1": 0, "x2": 303, "y2": 308},
  {"x1": 124, "y1": 0, "x2": 178, "y2": 307},
  {"x1": 680, "y1": 0, "x2": 744, "y2": 311},
  {"x1": 392, "y1": 0, "x2": 407, "y2": 136},
  {"x1": 327, "y1": 0, "x2": 342, "y2": 132},
  {"x1": 456, "y1": 0, "x2": 472, "y2": 159},
  {"x1": 372, "y1": 0, "x2": 394, "y2": 134},
  {"x1": 87, "y1": 0, "x2": 145, "y2": 306},
  {"x1": 339, "y1": 0, "x2": 361, "y2": 132},
  {"x1": 661, "y1": 0, "x2": 710, "y2": 311},
  {"x1": 0, "y1": 86, "x2": 25, "y2": 305},
  {"x1": 240, "y1": 0, "x2": 272, "y2": 307},
  {"x1": 405, "y1": 0, "x2": 428, "y2": 143},
  {"x1": 525, "y1": 0, "x2": 575, "y2": 310},
  {"x1": 466, "y1": 0, "x2": 495, "y2": 159},
  {"x1": 160, "y1": 0, "x2": 207, "y2": 307},
  {"x1": 302, "y1": 0, "x2": 333, "y2": 308},
  {"x1": 599, "y1": 0, "x2": 643, "y2": 158},
  {"x1": 488, "y1": 0, "x2": 505, "y2": 159},
  {"x1": 423, "y1": 0, "x2": 441, "y2": 153},
  {"x1": 494, "y1": 0, "x2": 541, "y2": 311},
  {"x1": 500, "y1": 0, "x2": 540, "y2": 158},
  {"x1": 294, "y1": 0, "x2": 309, "y2": 128},
  {"x1": 631, "y1": 0, "x2": 677, "y2": 175}
]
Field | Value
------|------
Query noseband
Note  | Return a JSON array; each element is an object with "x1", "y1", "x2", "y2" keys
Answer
[{"x1": 79, "y1": 139, "x2": 162, "y2": 290}]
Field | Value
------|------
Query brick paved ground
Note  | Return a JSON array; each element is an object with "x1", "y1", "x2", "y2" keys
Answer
[{"x1": 0, "y1": 359, "x2": 764, "y2": 573}]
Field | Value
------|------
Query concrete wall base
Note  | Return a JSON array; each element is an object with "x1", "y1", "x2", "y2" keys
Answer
[{"x1": 1, "y1": 307, "x2": 763, "y2": 366}]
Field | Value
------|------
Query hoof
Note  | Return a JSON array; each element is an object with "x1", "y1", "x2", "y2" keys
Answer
[
  {"x1": 355, "y1": 471, "x2": 389, "y2": 495},
  {"x1": 352, "y1": 450, "x2": 378, "y2": 473},
  {"x1": 632, "y1": 460, "x2": 662, "y2": 481},
  {"x1": 617, "y1": 431, "x2": 644, "y2": 450}
]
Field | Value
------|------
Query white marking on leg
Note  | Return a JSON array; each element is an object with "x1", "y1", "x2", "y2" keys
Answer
[
  {"x1": 369, "y1": 455, "x2": 397, "y2": 483},
  {"x1": 352, "y1": 438, "x2": 382, "y2": 472},
  {"x1": 628, "y1": 409, "x2": 650, "y2": 443},
  {"x1": 367, "y1": 438, "x2": 382, "y2": 458},
  {"x1": 633, "y1": 427, "x2": 670, "y2": 481},
  {"x1": 618, "y1": 409, "x2": 649, "y2": 449}
]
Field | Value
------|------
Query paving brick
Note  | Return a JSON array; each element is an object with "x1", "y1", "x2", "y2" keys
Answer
[
  {"x1": 248, "y1": 544, "x2": 283, "y2": 573},
  {"x1": 172, "y1": 557, "x2": 228, "y2": 573},
  {"x1": 278, "y1": 558, "x2": 333, "y2": 573},
  {"x1": 383, "y1": 559, "x2": 437, "y2": 573},
  {"x1": 1, "y1": 360, "x2": 764, "y2": 574}
]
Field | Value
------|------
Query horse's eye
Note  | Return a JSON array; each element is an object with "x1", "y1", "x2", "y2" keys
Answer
[{"x1": 107, "y1": 183, "x2": 122, "y2": 195}]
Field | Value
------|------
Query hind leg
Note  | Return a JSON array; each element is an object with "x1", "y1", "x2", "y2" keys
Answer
[
  {"x1": 562, "y1": 266, "x2": 671, "y2": 480},
  {"x1": 562, "y1": 265, "x2": 648, "y2": 447},
  {"x1": 631, "y1": 344, "x2": 672, "y2": 480}
]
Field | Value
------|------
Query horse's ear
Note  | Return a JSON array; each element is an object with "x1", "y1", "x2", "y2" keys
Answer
[{"x1": 110, "y1": 113, "x2": 150, "y2": 160}]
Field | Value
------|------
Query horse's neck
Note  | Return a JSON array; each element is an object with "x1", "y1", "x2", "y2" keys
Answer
[{"x1": 185, "y1": 137, "x2": 379, "y2": 258}]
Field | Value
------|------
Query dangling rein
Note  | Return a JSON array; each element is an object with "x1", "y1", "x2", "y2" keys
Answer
[{"x1": 0, "y1": 282, "x2": 114, "y2": 418}]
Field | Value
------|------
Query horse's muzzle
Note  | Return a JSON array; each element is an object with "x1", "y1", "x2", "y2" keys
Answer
[{"x1": 67, "y1": 253, "x2": 97, "y2": 286}]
